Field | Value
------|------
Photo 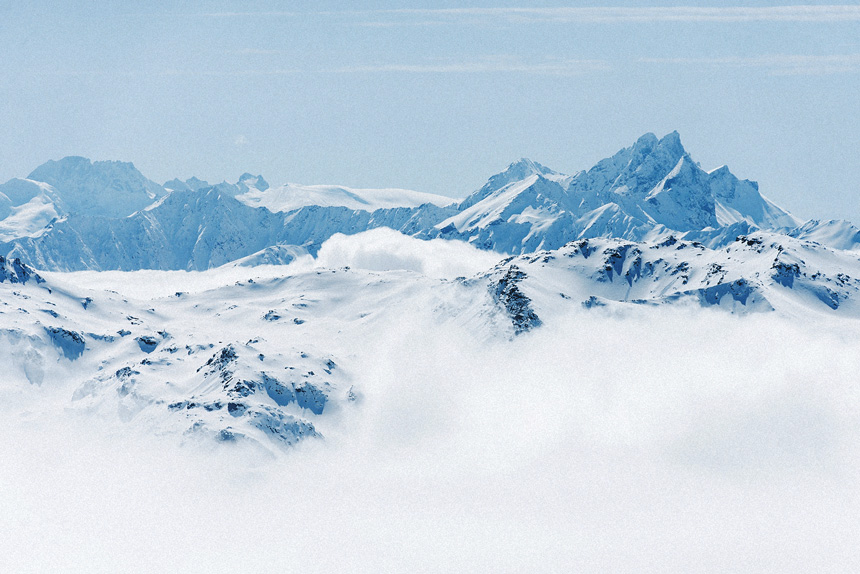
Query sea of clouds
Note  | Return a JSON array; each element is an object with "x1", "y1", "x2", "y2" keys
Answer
[{"x1": 3, "y1": 230, "x2": 860, "y2": 573}]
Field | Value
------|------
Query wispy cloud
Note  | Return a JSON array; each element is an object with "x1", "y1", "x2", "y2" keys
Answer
[
  {"x1": 194, "y1": 11, "x2": 297, "y2": 18},
  {"x1": 158, "y1": 68, "x2": 302, "y2": 77},
  {"x1": 29, "y1": 68, "x2": 303, "y2": 78},
  {"x1": 375, "y1": 6, "x2": 860, "y2": 24},
  {"x1": 30, "y1": 58, "x2": 605, "y2": 78},
  {"x1": 348, "y1": 20, "x2": 450, "y2": 29},
  {"x1": 177, "y1": 6, "x2": 860, "y2": 25},
  {"x1": 33, "y1": 53, "x2": 859, "y2": 79},
  {"x1": 26, "y1": 56, "x2": 606, "y2": 78},
  {"x1": 327, "y1": 56, "x2": 609, "y2": 75},
  {"x1": 227, "y1": 48, "x2": 283, "y2": 56},
  {"x1": 642, "y1": 53, "x2": 860, "y2": 75}
]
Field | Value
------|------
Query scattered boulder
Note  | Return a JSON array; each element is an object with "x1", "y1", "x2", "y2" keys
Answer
[
  {"x1": 45, "y1": 326, "x2": 85, "y2": 360},
  {"x1": 136, "y1": 335, "x2": 159, "y2": 353}
]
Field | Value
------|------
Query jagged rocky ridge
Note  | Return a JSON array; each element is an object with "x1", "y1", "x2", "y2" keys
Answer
[
  {"x1": 460, "y1": 226, "x2": 860, "y2": 343},
  {"x1": 3, "y1": 132, "x2": 854, "y2": 271},
  {"x1": 0, "y1": 255, "x2": 44, "y2": 285},
  {"x1": 430, "y1": 132, "x2": 800, "y2": 252},
  {"x1": 485, "y1": 230, "x2": 860, "y2": 324}
]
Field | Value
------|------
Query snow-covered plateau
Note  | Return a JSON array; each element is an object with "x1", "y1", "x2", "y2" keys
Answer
[{"x1": 3, "y1": 133, "x2": 860, "y2": 572}]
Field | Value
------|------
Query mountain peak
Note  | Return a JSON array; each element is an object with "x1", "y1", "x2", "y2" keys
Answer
[
  {"x1": 25, "y1": 156, "x2": 166, "y2": 218},
  {"x1": 628, "y1": 131, "x2": 685, "y2": 160},
  {"x1": 508, "y1": 157, "x2": 541, "y2": 171},
  {"x1": 459, "y1": 157, "x2": 562, "y2": 211},
  {"x1": 656, "y1": 130, "x2": 684, "y2": 156},
  {"x1": 39, "y1": 155, "x2": 90, "y2": 168},
  {"x1": 629, "y1": 130, "x2": 689, "y2": 179},
  {"x1": 238, "y1": 173, "x2": 269, "y2": 192},
  {"x1": 163, "y1": 176, "x2": 212, "y2": 193},
  {"x1": 29, "y1": 156, "x2": 147, "y2": 178},
  {"x1": 632, "y1": 132, "x2": 659, "y2": 152},
  {"x1": 499, "y1": 158, "x2": 557, "y2": 181}
]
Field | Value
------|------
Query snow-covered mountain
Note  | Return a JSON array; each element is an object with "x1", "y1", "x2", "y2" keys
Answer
[
  {"x1": 0, "y1": 179, "x2": 63, "y2": 241},
  {"x1": 787, "y1": 218, "x2": 860, "y2": 251},
  {"x1": 4, "y1": 221, "x2": 860, "y2": 453},
  {"x1": 5, "y1": 136, "x2": 860, "y2": 573},
  {"x1": 24, "y1": 156, "x2": 167, "y2": 218},
  {"x1": 0, "y1": 160, "x2": 460, "y2": 270},
  {"x1": 1, "y1": 259, "x2": 350, "y2": 452},
  {"x1": 3, "y1": 131, "x2": 855, "y2": 453},
  {"x1": 0, "y1": 186, "x2": 457, "y2": 271},
  {"x1": 236, "y1": 181, "x2": 455, "y2": 212},
  {"x1": 0, "y1": 235, "x2": 502, "y2": 453},
  {"x1": 0, "y1": 132, "x2": 838, "y2": 272},
  {"x1": 430, "y1": 132, "x2": 801, "y2": 253},
  {"x1": 456, "y1": 157, "x2": 571, "y2": 211},
  {"x1": 165, "y1": 172, "x2": 456, "y2": 212},
  {"x1": 485, "y1": 230, "x2": 860, "y2": 324}
]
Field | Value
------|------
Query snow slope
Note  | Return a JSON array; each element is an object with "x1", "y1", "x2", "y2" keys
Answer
[
  {"x1": 0, "y1": 233, "x2": 502, "y2": 454},
  {"x1": 237, "y1": 182, "x2": 456, "y2": 212},
  {"x1": 788, "y1": 219, "x2": 860, "y2": 251},
  {"x1": 0, "y1": 179, "x2": 65, "y2": 241}
]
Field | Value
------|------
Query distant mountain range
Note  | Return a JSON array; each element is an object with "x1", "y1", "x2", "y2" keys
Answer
[
  {"x1": 1, "y1": 131, "x2": 857, "y2": 271},
  {"x1": 6, "y1": 132, "x2": 860, "y2": 454}
]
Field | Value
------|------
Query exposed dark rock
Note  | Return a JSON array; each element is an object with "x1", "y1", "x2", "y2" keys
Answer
[
  {"x1": 44, "y1": 326, "x2": 85, "y2": 360},
  {"x1": 136, "y1": 335, "x2": 159, "y2": 353},
  {"x1": 0, "y1": 256, "x2": 44, "y2": 285},
  {"x1": 490, "y1": 265, "x2": 542, "y2": 335}
]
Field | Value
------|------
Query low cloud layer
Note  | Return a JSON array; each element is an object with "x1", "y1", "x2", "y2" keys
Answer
[
  {"x1": 3, "y1": 231, "x2": 860, "y2": 573},
  {"x1": 313, "y1": 228, "x2": 504, "y2": 279}
]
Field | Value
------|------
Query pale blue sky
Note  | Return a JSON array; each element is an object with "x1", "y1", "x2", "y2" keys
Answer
[{"x1": 2, "y1": 1, "x2": 859, "y2": 221}]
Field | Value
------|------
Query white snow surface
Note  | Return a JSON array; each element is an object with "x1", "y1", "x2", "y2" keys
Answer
[
  {"x1": 236, "y1": 182, "x2": 457, "y2": 212},
  {"x1": 789, "y1": 219, "x2": 860, "y2": 250},
  {"x1": 0, "y1": 194, "x2": 61, "y2": 241}
]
